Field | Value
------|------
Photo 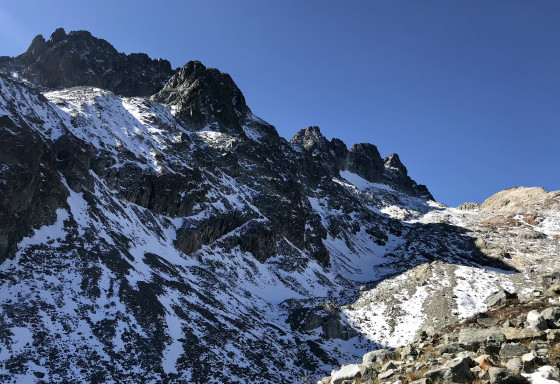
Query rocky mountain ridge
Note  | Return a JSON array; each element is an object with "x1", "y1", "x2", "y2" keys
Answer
[
  {"x1": 0, "y1": 28, "x2": 174, "y2": 97},
  {"x1": 0, "y1": 29, "x2": 558, "y2": 383}
]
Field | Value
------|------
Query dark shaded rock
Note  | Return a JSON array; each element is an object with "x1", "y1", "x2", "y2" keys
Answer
[
  {"x1": 488, "y1": 367, "x2": 529, "y2": 384},
  {"x1": 0, "y1": 90, "x2": 67, "y2": 263},
  {"x1": 287, "y1": 302, "x2": 357, "y2": 340},
  {"x1": 486, "y1": 290, "x2": 518, "y2": 308},
  {"x1": 294, "y1": 133, "x2": 388, "y2": 188},
  {"x1": 303, "y1": 311, "x2": 325, "y2": 331},
  {"x1": 290, "y1": 126, "x2": 331, "y2": 155},
  {"x1": 425, "y1": 357, "x2": 475, "y2": 383},
  {"x1": 49, "y1": 27, "x2": 67, "y2": 44},
  {"x1": 499, "y1": 343, "x2": 530, "y2": 357},
  {"x1": 458, "y1": 327, "x2": 505, "y2": 351},
  {"x1": 322, "y1": 316, "x2": 358, "y2": 341},
  {"x1": 330, "y1": 138, "x2": 348, "y2": 170},
  {"x1": 1, "y1": 28, "x2": 173, "y2": 96},
  {"x1": 153, "y1": 60, "x2": 249, "y2": 132},
  {"x1": 290, "y1": 129, "x2": 432, "y2": 200},
  {"x1": 290, "y1": 126, "x2": 339, "y2": 174},
  {"x1": 32, "y1": 371, "x2": 45, "y2": 379},
  {"x1": 175, "y1": 211, "x2": 250, "y2": 254},
  {"x1": 22, "y1": 35, "x2": 48, "y2": 64},
  {"x1": 346, "y1": 143, "x2": 384, "y2": 183},
  {"x1": 437, "y1": 343, "x2": 463, "y2": 354},
  {"x1": 382, "y1": 153, "x2": 434, "y2": 199}
]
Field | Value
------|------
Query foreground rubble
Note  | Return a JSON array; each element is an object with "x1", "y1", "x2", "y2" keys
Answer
[{"x1": 323, "y1": 287, "x2": 560, "y2": 384}]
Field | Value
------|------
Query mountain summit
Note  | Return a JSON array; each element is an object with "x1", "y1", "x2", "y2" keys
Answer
[
  {"x1": 153, "y1": 60, "x2": 250, "y2": 131},
  {"x1": 0, "y1": 29, "x2": 558, "y2": 383},
  {"x1": 0, "y1": 27, "x2": 174, "y2": 96}
]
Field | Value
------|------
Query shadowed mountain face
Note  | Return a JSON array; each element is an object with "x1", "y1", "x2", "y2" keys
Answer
[
  {"x1": 0, "y1": 28, "x2": 174, "y2": 96},
  {"x1": 153, "y1": 60, "x2": 250, "y2": 132},
  {"x1": 0, "y1": 29, "x2": 558, "y2": 383}
]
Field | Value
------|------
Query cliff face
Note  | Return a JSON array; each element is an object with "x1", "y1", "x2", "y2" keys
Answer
[{"x1": 0, "y1": 29, "x2": 558, "y2": 383}]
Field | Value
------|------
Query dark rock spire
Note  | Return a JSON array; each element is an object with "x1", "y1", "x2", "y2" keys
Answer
[
  {"x1": 0, "y1": 28, "x2": 174, "y2": 96},
  {"x1": 153, "y1": 60, "x2": 250, "y2": 131}
]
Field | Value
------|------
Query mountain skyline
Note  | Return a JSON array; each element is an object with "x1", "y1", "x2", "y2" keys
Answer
[
  {"x1": 1, "y1": 24, "x2": 560, "y2": 383},
  {"x1": 1, "y1": 1, "x2": 559, "y2": 207}
]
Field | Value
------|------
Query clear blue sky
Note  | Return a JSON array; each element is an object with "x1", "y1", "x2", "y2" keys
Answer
[{"x1": 1, "y1": 1, "x2": 559, "y2": 206}]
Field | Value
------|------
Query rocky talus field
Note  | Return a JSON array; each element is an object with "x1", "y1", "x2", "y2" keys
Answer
[{"x1": 0, "y1": 29, "x2": 559, "y2": 383}]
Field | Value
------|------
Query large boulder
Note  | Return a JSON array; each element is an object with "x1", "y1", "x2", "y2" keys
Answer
[
  {"x1": 486, "y1": 290, "x2": 518, "y2": 307},
  {"x1": 501, "y1": 327, "x2": 544, "y2": 341},
  {"x1": 458, "y1": 327, "x2": 505, "y2": 351},
  {"x1": 488, "y1": 367, "x2": 529, "y2": 384},
  {"x1": 362, "y1": 349, "x2": 393, "y2": 367},
  {"x1": 331, "y1": 364, "x2": 361, "y2": 384},
  {"x1": 499, "y1": 343, "x2": 530, "y2": 357},
  {"x1": 425, "y1": 357, "x2": 475, "y2": 383}
]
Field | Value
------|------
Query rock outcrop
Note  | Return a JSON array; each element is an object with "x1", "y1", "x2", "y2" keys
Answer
[
  {"x1": 0, "y1": 91, "x2": 67, "y2": 263},
  {"x1": 290, "y1": 126, "x2": 433, "y2": 198},
  {"x1": 0, "y1": 28, "x2": 174, "y2": 96},
  {"x1": 153, "y1": 60, "x2": 250, "y2": 132}
]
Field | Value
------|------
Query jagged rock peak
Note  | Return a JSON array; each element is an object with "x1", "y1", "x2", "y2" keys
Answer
[
  {"x1": 290, "y1": 126, "x2": 331, "y2": 153},
  {"x1": 24, "y1": 35, "x2": 48, "y2": 62},
  {"x1": 381, "y1": 152, "x2": 433, "y2": 199},
  {"x1": 49, "y1": 27, "x2": 67, "y2": 43},
  {"x1": 289, "y1": 127, "x2": 384, "y2": 182},
  {"x1": 384, "y1": 153, "x2": 407, "y2": 175},
  {"x1": 289, "y1": 128, "x2": 432, "y2": 198},
  {"x1": 0, "y1": 28, "x2": 174, "y2": 97},
  {"x1": 153, "y1": 60, "x2": 251, "y2": 131}
]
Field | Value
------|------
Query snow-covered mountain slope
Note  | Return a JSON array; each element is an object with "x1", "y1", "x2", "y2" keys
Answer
[{"x1": 0, "y1": 30, "x2": 559, "y2": 384}]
